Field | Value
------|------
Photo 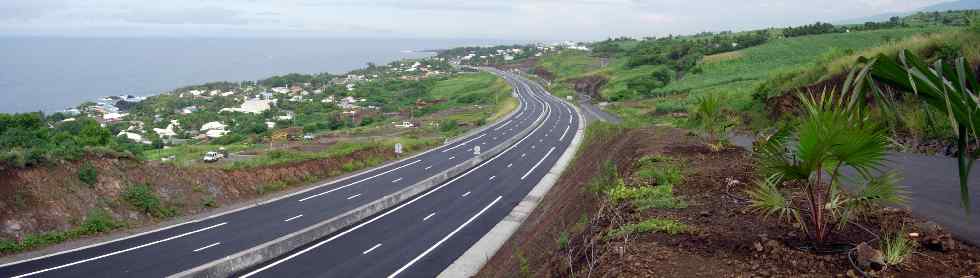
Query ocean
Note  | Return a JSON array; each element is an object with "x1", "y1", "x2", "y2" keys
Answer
[{"x1": 0, "y1": 37, "x2": 508, "y2": 113}]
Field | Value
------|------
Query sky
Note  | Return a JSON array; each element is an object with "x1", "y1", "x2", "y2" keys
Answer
[{"x1": 0, "y1": 0, "x2": 956, "y2": 41}]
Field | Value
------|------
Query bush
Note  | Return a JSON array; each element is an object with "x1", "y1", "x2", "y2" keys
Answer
[
  {"x1": 80, "y1": 208, "x2": 121, "y2": 234},
  {"x1": 122, "y1": 184, "x2": 174, "y2": 218},
  {"x1": 606, "y1": 218, "x2": 688, "y2": 239},
  {"x1": 78, "y1": 162, "x2": 98, "y2": 186},
  {"x1": 607, "y1": 183, "x2": 687, "y2": 210}
]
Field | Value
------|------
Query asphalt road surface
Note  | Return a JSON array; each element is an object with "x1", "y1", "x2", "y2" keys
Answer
[
  {"x1": 235, "y1": 71, "x2": 580, "y2": 278},
  {"x1": 0, "y1": 70, "x2": 570, "y2": 278}
]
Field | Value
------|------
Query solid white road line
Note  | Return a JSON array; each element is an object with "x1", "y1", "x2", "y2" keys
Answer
[
  {"x1": 521, "y1": 147, "x2": 557, "y2": 180},
  {"x1": 442, "y1": 134, "x2": 486, "y2": 153},
  {"x1": 299, "y1": 160, "x2": 421, "y2": 202},
  {"x1": 392, "y1": 178, "x2": 403, "y2": 183},
  {"x1": 11, "y1": 222, "x2": 228, "y2": 278},
  {"x1": 387, "y1": 196, "x2": 503, "y2": 278},
  {"x1": 362, "y1": 243, "x2": 383, "y2": 255},
  {"x1": 193, "y1": 242, "x2": 221, "y2": 253},
  {"x1": 283, "y1": 214, "x2": 303, "y2": 222},
  {"x1": 493, "y1": 120, "x2": 512, "y2": 131},
  {"x1": 423, "y1": 213, "x2": 436, "y2": 221},
  {"x1": 559, "y1": 125, "x2": 571, "y2": 142},
  {"x1": 347, "y1": 194, "x2": 361, "y2": 200},
  {"x1": 240, "y1": 81, "x2": 552, "y2": 278},
  {"x1": 461, "y1": 191, "x2": 471, "y2": 197}
]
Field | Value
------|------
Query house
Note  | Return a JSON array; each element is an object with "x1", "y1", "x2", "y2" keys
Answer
[
  {"x1": 220, "y1": 99, "x2": 273, "y2": 114},
  {"x1": 221, "y1": 91, "x2": 236, "y2": 97},
  {"x1": 205, "y1": 129, "x2": 229, "y2": 138},
  {"x1": 289, "y1": 85, "x2": 303, "y2": 94},
  {"x1": 117, "y1": 131, "x2": 150, "y2": 144},
  {"x1": 180, "y1": 106, "x2": 199, "y2": 115},
  {"x1": 103, "y1": 112, "x2": 127, "y2": 122},
  {"x1": 271, "y1": 87, "x2": 290, "y2": 94},
  {"x1": 200, "y1": 121, "x2": 227, "y2": 132},
  {"x1": 277, "y1": 111, "x2": 295, "y2": 121}
]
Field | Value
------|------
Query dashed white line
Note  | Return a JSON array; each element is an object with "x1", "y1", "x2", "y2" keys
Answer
[
  {"x1": 522, "y1": 147, "x2": 557, "y2": 180},
  {"x1": 391, "y1": 178, "x2": 403, "y2": 183},
  {"x1": 9, "y1": 222, "x2": 228, "y2": 278},
  {"x1": 193, "y1": 242, "x2": 221, "y2": 253},
  {"x1": 488, "y1": 176, "x2": 496, "y2": 181},
  {"x1": 299, "y1": 160, "x2": 421, "y2": 202},
  {"x1": 283, "y1": 214, "x2": 303, "y2": 222},
  {"x1": 521, "y1": 153, "x2": 526, "y2": 158},
  {"x1": 387, "y1": 196, "x2": 503, "y2": 278},
  {"x1": 424, "y1": 165, "x2": 432, "y2": 170},
  {"x1": 462, "y1": 191, "x2": 471, "y2": 197},
  {"x1": 362, "y1": 243, "x2": 383, "y2": 255},
  {"x1": 423, "y1": 213, "x2": 436, "y2": 221},
  {"x1": 449, "y1": 156, "x2": 456, "y2": 160},
  {"x1": 507, "y1": 163, "x2": 513, "y2": 168},
  {"x1": 347, "y1": 194, "x2": 361, "y2": 200}
]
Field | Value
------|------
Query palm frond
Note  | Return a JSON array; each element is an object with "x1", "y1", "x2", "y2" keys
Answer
[{"x1": 746, "y1": 175, "x2": 801, "y2": 226}]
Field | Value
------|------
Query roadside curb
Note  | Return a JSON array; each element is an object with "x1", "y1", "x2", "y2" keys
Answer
[
  {"x1": 438, "y1": 77, "x2": 587, "y2": 278},
  {"x1": 168, "y1": 71, "x2": 545, "y2": 278}
]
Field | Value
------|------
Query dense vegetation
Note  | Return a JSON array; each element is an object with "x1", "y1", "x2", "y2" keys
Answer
[{"x1": 0, "y1": 113, "x2": 145, "y2": 168}]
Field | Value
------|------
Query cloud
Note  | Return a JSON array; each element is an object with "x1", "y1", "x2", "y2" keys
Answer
[
  {"x1": 0, "y1": 0, "x2": 66, "y2": 20},
  {"x1": 122, "y1": 6, "x2": 251, "y2": 25}
]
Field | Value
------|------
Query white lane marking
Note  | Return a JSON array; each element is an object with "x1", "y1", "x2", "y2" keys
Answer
[
  {"x1": 193, "y1": 242, "x2": 221, "y2": 253},
  {"x1": 493, "y1": 137, "x2": 497, "y2": 140},
  {"x1": 482, "y1": 142, "x2": 486, "y2": 145},
  {"x1": 531, "y1": 145, "x2": 536, "y2": 149},
  {"x1": 507, "y1": 163, "x2": 513, "y2": 168},
  {"x1": 392, "y1": 178, "x2": 403, "y2": 183},
  {"x1": 283, "y1": 214, "x2": 303, "y2": 222},
  {"x1": 462, "y1": 191, "x2": 471, "y2": 197},
  {"x1": 493, "y1": 120, "x2": 512, "y2": 131},
  {"x1": 10, "y1": 222, "x2": 228, "y2": 278},
  {"x1": 449, "y1": 156, "x2": 456, "y2": 160},
  {"x1": 522, "y1": 146, "x2": 557, "y2": 180},
  {"x1": 239, "y1": 84, "x2": 552, "y2": 278},
  {"x1": 559, "y1": 125, "x2": 571, "y2": 142},
  {"x1": 521, "y1": 153, "x2": 526, "y2": 158},
  {"x1": 442, "y1": 134, "x2": 486, "y2": 153},
  {"x1": 299, "y1": 160, "x2": 421, "y2": 202},
  {"x1": 347, "y1": 194, "x2": 361, "y2": 200},
  {"x1": 362, "y1": 243, "x2": 383, "y2": 255},
  {"x1": 539, "y1": 139, "x2": 543, "y2": 143},
  {"x1": 425, "y1": 165, "x2": 432, "y2": 170},
  {"x1": 488, "y1": 176, "x2": 496, "y2": 181},
  {"x1": 423, "y1": 213, "x2": 436, "y2": 221},
  {"x1": 388, "y1": 196, "x2": 503, "y2": 278}
]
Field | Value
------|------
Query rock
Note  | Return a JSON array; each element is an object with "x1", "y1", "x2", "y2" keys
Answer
[
  {"x1": 921, "y1": 232, "x2": 957, "y2": 252},
  {"x1": 916, "y1": 221, "x2": 943, "y2": 235},
  {"x1": 699, "y1": 210, "x2": 712, "y2": 217},
  {"x1": 846, "y1": 270, "x2": 859, "y2": 278},
  {"x1": 855, "y1": 242, "x2": 885, "y2": 270},
  {"x1": 754, "y1": 242, "x2": 765, "y2": 252}
]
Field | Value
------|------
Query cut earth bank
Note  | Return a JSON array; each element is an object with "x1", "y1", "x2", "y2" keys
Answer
[{"x1": 477, "y1": 125, "x2": 980, "y2": 277}]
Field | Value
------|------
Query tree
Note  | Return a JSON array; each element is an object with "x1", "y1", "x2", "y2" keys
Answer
[
  {"x1": 688, "y1": 94, "x2": 734, "y2": 151},
  {"x1": 749, "y1": 88, "x2": 905, "y2": 244}
]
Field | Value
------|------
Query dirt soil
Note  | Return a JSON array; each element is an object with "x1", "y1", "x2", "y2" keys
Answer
[
  {"x1": 567, "y1": 75, "x2": 609, "y2": 101},
  {"x1": 477, "y1": 127, "x2": 980, "y2": 278},
  {"x1": 0, "y1": 143, "x2": 420, "y2": 251}
]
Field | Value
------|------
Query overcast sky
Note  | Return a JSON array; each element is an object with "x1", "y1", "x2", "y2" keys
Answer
[{"x1": 0, "y1": 0, "x2": 954, "y2": 41}]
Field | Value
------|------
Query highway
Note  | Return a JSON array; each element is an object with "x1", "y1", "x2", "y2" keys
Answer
[
  {"x1": 236, "y1": 71, "x2": 580, "y2": 277},
  {"x1": 0, "y1": 70, "x2": 569, "y2": 277}
]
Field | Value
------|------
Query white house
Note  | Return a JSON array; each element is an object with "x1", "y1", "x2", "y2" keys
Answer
[
  {"x1": 117, "y1": 131, "x2": 150, "y2": 144},
  {"x1": 220, "y1": 99, "x2": 273, "y2": 114},
  {"x1": 205, "y1": 129, "x2": 229, "y2": 138},
  {"x1": 200, "y1": 121, "x2": 227, "y2": 132}
]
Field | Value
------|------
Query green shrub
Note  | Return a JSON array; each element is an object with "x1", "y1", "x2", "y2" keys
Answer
[
  {"x1": 202, "y1": 196, "x2": 217, "y2": 208},
  {"x1": 122, "y1": 184, "x2": 175, "y2": 218},
  {"x1": 881, "y1": 230, "x2": 916, "y2": 266},
  {"x1": 80, "y1": 208, "x2": 121, "y2": 234},
  {"x1": 606, "y1": 218, "x2": 689, "y2": 239},
  {"x1": 607, "y1": 183, "x2": 687, "y2": 210},
  {"x1": 78, "y1": 162, "x2": 98, "y2": 186}
]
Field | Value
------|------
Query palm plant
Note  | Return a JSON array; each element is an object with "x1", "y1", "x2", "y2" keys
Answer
[
  {"x1": 689, "y1": 94, "x2": 734, "y2": 151},
  {"x1": 749, "y1": 81, "x2": 906, "y2": 243},
  {"x1": 860, "y1": 50, "x2": 979, "y2": 210}
]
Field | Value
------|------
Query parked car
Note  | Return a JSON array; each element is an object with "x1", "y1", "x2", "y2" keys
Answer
[{"x1": 202, "y1": 151, "x2": 224, "y2": 163}]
